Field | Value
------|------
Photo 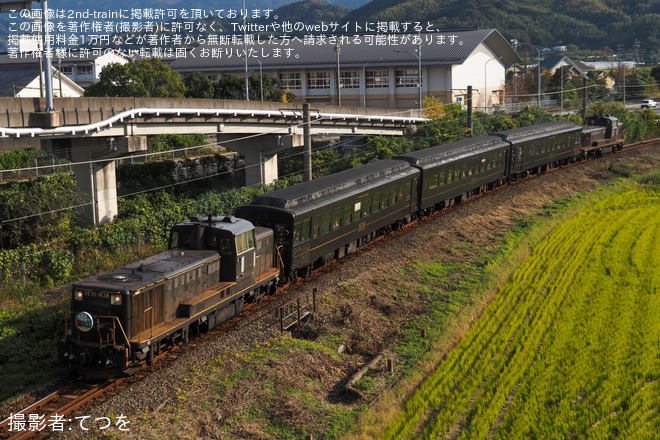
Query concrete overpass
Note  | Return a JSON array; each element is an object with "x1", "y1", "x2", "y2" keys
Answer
[{"x1": 0, "y1": 97, "x2": 426, "y2": 225}]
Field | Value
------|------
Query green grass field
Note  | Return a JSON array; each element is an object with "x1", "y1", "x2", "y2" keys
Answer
[{"x1": 381, "y1": 182, "x2": 660, "y2": 439}]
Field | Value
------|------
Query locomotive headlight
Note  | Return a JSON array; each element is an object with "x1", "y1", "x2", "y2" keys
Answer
[
  {"x1": 110, "y1": 294, "x2": 122, "y2": 305},
  {"x1": 74, "y1": 290, "x2": 84, "y2": 301}
]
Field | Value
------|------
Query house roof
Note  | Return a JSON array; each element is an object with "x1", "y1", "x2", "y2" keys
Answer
[
  {"x1": 168, "y1": 29, "x2": 521, "y2": 72},
  {"x1": 538, "y1": 55, "x2": 586, "y2": 75},
  {"x1": 0, "y1": 65, "x2": 85, "y2": 97},
  {"x1": 0, "y1": 65, "x2": 40, "y2": 96}
]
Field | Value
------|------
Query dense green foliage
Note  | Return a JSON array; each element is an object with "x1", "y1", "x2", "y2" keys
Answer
[
  {"x1": 343, "y1": 0, "x2": 660, "y2": 56},
  {"x1": 0, "y1": 178, "x2": 285, "y2": 297},
  {"x1": 0, "y1": 174, "x2": 83, "y2": 250},
  {"x1": 184, "y1": 72, "x2": 215, "y2": 99},
  {"x1": 0, "y1": 301, "x2": 66, "y2": 404},
  {"x1": 213, "y1": 74, "x2": 296, "y2": 102},
  {"x1": 85, "y1": 58, "x2": 186, "y2": 98},
  {"x1": 0, "y1": 148, "x2": 44, "y2": 171}
]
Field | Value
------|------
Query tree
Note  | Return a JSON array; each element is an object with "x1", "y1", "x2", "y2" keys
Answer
[
  {"x1": 625, "y1": 69, "x2": 654, "y2": 100},
  {"x1": 213, "y1": 76, "x2": 246, "y2": 100},
  {"x1": 213, "y1": 74, "x2": 296, "y2": 102},
  {"x1": 184, "y1": 72, "x2": 215, "y2": 99},
  {"x1": 85, "y1": 58, "x2": 185, "y2": 98},
  {"x1": 84, "y1": 62, "x2": 147, "y2": 97},
  {"x1": 130, "y1": 58, "x2": 185, "y2": 98},
  {"x1": 547, "y1": 68, "x2": 579, "y2": 108}
]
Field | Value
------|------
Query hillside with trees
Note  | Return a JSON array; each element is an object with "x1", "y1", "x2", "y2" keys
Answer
[{"x1": 341, "y1": 0, "x2": 660, "y2": 58}]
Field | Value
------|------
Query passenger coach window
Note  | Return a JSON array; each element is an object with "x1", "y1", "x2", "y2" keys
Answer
[
  {"x1": 321, "y1": 213, "x2": 331, "y2": 235},
  {"x1": 429, "y1": 174, "x2": 438, "y2": 189},
  {"x1": 382, "y1": 191, "x2": 390, "y2": 208},
  {"x1": 312, "y1": 217, "x2": 320, "y2": 238},
  {"x1": 354, "y1": 202, "x2": 362, "y2": 220},
  {"x1": 343, "y1": 205, "x2": 352, "y2": 225},
  {"x1": 333, "y1": 209, "x2": 342, "y2": 229},
  {"x1": 362, "y1": 198, "x2": 371, "y2": 217},
  {"x1": 301, "y1": 218, "x2": 311, "y2": 242},
  {"x1": 373, "y1": 194, "x2": 380, "y2": 212}
]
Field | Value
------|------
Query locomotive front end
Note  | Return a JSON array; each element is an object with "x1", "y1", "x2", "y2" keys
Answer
[{"x1": 59, "y1": 281, "x2": 133, "y2": 381}]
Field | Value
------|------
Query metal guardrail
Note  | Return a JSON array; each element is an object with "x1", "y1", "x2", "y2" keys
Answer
[{"x1": 243, "y1": 287, "x2": 317, "y2": 332}]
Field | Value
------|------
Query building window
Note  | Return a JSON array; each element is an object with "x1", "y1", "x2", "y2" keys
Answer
[
  {"x1": 366, "y1": 70, "x2": 389, "y2": 88},
  {"x1": 340, "y1": 71, "x2": 359, "y2": 88},
  {"x1": 60, "y1": 66, "x2": 73, "y2": 75},
  {"x1": 279, "y1": 72, "x2": 301, "y2": 89},
  {"x1": 307, "y1": 71, "x2": 330, "y2": 89},
  {"x1": 395, "y1": 69, "x2": 420, "y2": 88},
  {"x1": 76, "y1": 65, "x2": 93, "y2": 75}
]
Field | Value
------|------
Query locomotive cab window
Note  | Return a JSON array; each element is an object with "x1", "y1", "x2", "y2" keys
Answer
[
  {"x1": 169, "y1": 225, "x2": 205, "y2": 250},
  {"x1": 235, "y1": 231, "x2": 255, "y2": 254}
]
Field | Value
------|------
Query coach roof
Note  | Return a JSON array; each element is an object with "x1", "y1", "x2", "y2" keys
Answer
[{"x1": 247, "y1": 159, "x2": 418, "y2": 210}]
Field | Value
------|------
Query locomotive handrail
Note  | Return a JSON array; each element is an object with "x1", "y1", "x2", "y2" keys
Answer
[
  {"x1": 139, "y1": 307, "x2": 154, "y2": 343},
  {"x1": 275, "y1": 244, "x2": 285, "y2": 277},
  {"x1": 98, "y1": 316, "x2": 132, "y2": 360}
]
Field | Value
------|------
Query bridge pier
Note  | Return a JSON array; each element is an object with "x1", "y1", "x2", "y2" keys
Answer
[
  {"x1": 218, "y1": 134, "x2": 303, "y2": 186},
  {"x1": 42, "y1": 136, "x2": 147, "y2": 226}
]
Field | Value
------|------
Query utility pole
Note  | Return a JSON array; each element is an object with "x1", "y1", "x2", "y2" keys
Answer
[
  {"x1": 335, "y1": 41, "x2": 341, "y2": 106},
  {"x1": 303, "y1": 104, "x2": 312, "y2": 182},
  {"x1": 42, "y1": 0, "x2": 54, "y2": 112},
  {"x1": 467, "y1": 85, "x2": 473, "y2": 136}
]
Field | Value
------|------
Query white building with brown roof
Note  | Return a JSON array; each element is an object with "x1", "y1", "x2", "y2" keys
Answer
[{"x1": 167, "y1": 29, "x2": 520, "y2": 111}]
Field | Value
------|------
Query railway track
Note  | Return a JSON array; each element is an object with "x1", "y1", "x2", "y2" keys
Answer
[
  {"x1": 0, "y1": 379, "x2": 124, "y2": 439},
  {"x1": 1, "y1": 136, "x2": 658, "y2": 440},
  {"x1": 0, "y1": 284, "x2": 316, "y2": 440}
]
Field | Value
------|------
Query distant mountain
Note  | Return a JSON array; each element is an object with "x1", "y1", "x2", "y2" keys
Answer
[{"x1": 342, "y1": 0, "x2": 660, "y2": 58}]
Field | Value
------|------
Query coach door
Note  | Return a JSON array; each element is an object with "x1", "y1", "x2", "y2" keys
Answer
[{"x1": 511, "y1": 145, "x2": 524, "y2": 175}]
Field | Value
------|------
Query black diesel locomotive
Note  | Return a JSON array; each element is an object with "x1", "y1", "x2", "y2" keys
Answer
[{"x1": 60, "y1": 115, "x2": 622, "y2": 380}]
